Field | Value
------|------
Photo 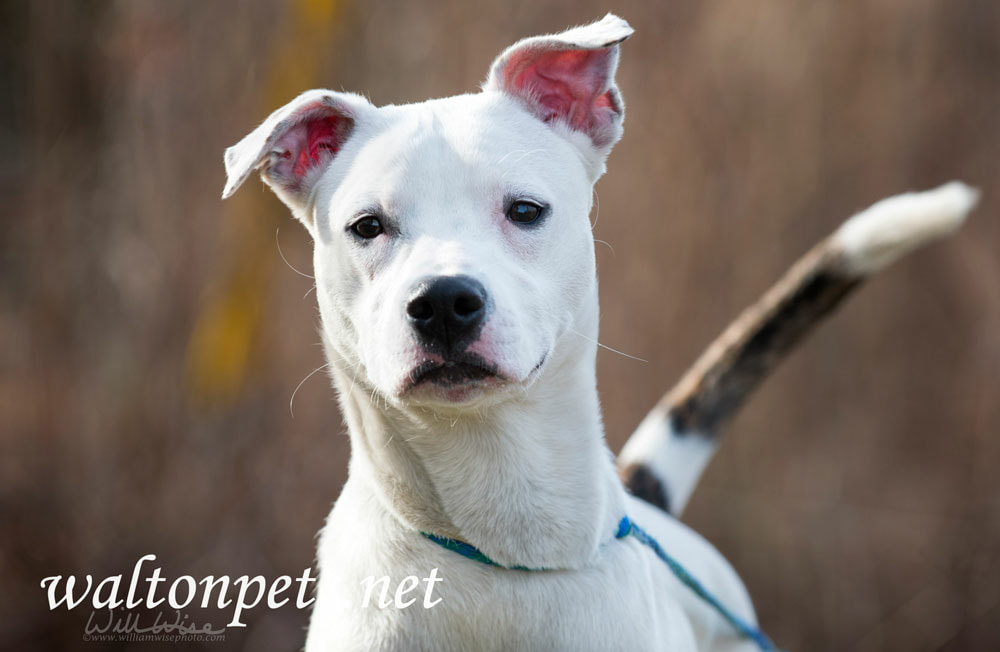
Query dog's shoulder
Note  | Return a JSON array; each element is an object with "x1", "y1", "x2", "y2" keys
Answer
[{"x1": 624, "y1": 495, "x2": 760, "y2": 651}]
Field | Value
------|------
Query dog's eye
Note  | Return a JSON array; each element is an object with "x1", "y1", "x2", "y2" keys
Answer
[
  {"x1": 506, "y1": 201, "x2": 544, "y2": 225},
  {"x1": 352, "y1": 216, "x2": 384, "y2": 239}
]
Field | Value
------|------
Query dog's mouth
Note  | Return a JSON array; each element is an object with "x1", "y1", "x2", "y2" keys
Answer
[{"x1": 405, "y1": 354, "x2": 503, "y2": 390}]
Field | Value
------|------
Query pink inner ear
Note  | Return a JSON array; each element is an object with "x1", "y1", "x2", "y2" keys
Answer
[
  {"x1": 272, "y1": 105, "x2": 348, "y2": 187},
  {"x1": 506, "y1": 48, "x2": 616, "y2": 133},
  {"x1": 293, "y1": 115, "x2": 343, "y2": 177}
]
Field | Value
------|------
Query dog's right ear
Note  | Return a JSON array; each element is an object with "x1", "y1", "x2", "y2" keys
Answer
[
  {"x1": 484, "y1": 14, "x2": 633, "y2": 163},
  {"x1": 222, "y1": 90, "x2": 371, "y2": 225}
]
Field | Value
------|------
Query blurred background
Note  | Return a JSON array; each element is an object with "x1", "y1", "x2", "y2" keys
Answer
[{"x1": 2, "y1": 1, "x2": 998, "y2": 650}]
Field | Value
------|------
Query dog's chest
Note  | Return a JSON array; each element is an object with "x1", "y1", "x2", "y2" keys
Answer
[
  {"x1": 309, "y1": 558, "x2": 698, "y2": 652},
  {"x1": 305, "y1": 486, "x2": 700, "y2": 652}
]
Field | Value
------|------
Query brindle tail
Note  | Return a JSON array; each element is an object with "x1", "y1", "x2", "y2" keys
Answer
[{"x1": 617, "y1": 182, "x2": 979, "y2": 516}]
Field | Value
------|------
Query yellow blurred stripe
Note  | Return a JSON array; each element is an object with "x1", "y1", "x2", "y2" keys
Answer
[{"x1": 186, "y1": 0, "x2": 341, "y2": 406}]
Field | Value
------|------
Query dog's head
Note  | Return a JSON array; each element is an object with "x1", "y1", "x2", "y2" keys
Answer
[{"x1": 222, "y1": 15, "x2": 632, "y2": 409}]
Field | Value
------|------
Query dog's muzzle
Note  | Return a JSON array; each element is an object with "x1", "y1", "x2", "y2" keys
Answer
[{"x1": 406, "y1": 275, "x2": 488, "y2": 354}]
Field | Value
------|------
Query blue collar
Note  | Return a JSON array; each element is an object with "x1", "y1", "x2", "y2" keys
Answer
[{"x1": 421, "y1": 515, "x2": 780, "y2": 651}]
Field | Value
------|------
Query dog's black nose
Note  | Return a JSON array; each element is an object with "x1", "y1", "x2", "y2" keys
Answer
[{"x1": 406, "y1": 275, "x2": 488, "y2": 352}]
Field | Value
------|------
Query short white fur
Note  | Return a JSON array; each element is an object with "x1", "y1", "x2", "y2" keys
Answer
[{"x1": 223, "y1": 15, "x2": 766, "y2": 652}]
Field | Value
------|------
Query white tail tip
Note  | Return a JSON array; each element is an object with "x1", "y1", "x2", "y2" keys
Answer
[{"x1": 835, "y1": 181, "x2": 979, "y2": 276}]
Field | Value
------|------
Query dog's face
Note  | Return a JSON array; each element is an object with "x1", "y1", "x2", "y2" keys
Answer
[
  {"x1": 310, "y1": 97, "x2": 600, "y2": 406},
  {"x1": 223, "y1": 16, "x2": 632, "y2": 409}
]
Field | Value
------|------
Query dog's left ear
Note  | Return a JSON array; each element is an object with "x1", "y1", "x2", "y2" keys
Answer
[
  {"x1": 484, "y1": 14, "x2": 633, "y2": 160},
  {"x1": 221, "y1": 89, "x2": 372, "y2": 228}
]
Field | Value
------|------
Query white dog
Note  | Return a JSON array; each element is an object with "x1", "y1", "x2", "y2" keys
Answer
[{"x1": 222, "y1": 15, "x2": 977, "y2": 651}]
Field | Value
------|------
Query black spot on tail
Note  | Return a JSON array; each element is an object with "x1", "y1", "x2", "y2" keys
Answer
[
  {"x1": 619, "y1": 463, "x2": 672, "y2": 514},
  {"x1": 668, "y1": 270, "x2": 861, "y2": 434}
]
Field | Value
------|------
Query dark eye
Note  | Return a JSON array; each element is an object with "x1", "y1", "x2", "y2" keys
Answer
[
  {"x1": 506, "y1": 200, "x2": 544, "y2": 225},
  {"x1": 352, "y1": 216, "x2": 384, "y2": 239}
]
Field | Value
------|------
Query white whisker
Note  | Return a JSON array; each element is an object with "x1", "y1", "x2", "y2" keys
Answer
[
  {"x1": 594, "y1": 239, "x2": 615, "y2": 255},
  {"x1": 567, "y1": 327, "x2": 647, "y2": 363},
  {"x1": 498, "y1": 149, "x2": 548, "y2": 182},
  {"x1": 289, "y1": 362, "x2": 332, "y2": 418},
  {"x1": 496, "y1": 148, "x2": 544, "y2": 166},
  {"x1": 276, "y1": 227, "x2": 314, "y2": 279}
]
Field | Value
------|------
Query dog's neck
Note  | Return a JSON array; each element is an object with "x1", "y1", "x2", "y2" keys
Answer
[{"x1": 329, "y1": 296, "x2": 627, "y2": 570}]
